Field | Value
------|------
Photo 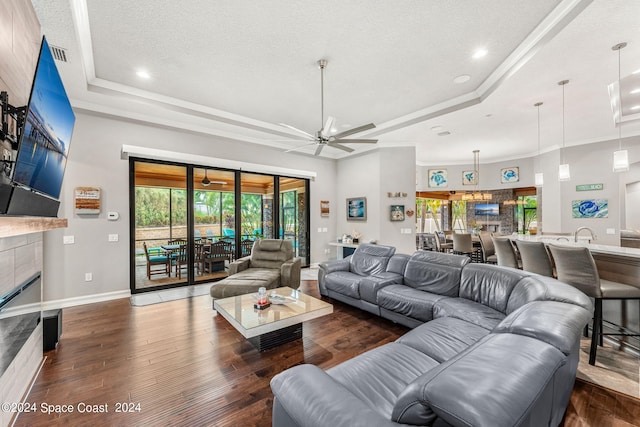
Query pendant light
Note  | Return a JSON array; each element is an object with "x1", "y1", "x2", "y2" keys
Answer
[
  {"x1": 612, "y1": 42, "x2": 629, "y2": 172},
  {"x1": 201, "y1": 169, "x2": 211, "y2": 187},
  {"x1": 534, "y1": 102, "x2": 544, "y2": 187},
  {"x1": 558, "y1": 80, "x2": 570, "y2": 181},
  {"x1": 462, "y1": 150, "x2": 492, "y2": 201}
]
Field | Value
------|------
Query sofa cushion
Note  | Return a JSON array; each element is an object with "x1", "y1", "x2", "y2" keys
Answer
[
  {"x1": 250, "y1": 239, "x2": 294, "y2": 269},
  {"x1": 507, "y1": 275, "x2": 594, "y2": 314},
  {"x1": 377, "y1": 285, "x2": 448, "y2": 323},
  {"x1": 403, "y1": 251, "x2": 469, "y2": 296},
  {"x1": 392, "y1": 333, "x2": 566, "y2": 426},
  {"x1": 324, "y1": 271, "x2": 365, "y2": 298},
  {"x1": 459, "y1": 263, "x2": 527, "y2": 314},
  {"x1": 327, "y1": 342, "x2": 439, "y2": 420},
  {"x1": 433, "y1": 297, "x2": 506, "y2": 330},
  {"x1": 397, "y1": 317, "x2": 490, "y2": 363},
  {"x1": 349, "y1": 244, "x2": 396, "y2": 277},
  {"x1": 495, "y1": 301, "x2": 591, "y2": 355},
  {"x1": 209, "y1": 269, "x2": 281, "y2": 299}
]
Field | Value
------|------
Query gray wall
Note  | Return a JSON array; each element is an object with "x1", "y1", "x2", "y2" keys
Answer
[{"x1": 43, "y1": 112, "x2": 337, "y2": 303}]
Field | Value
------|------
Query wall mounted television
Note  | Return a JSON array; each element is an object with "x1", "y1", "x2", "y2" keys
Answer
[
  {"x1": 474, "y1": 203, "x2": 499, "y2": 216},
  {"x1": 0, "y1": 36, "x2": 75, "y2": 216}
]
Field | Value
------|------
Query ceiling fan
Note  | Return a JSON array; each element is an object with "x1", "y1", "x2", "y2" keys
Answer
[{"x1": 282, "y1": 59, "x2": 378, "y2": 156}]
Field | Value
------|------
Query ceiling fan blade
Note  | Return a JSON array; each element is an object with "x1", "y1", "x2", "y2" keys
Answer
[
  {"x1": 333, "y1": 123, "x2": 376, "y2": 139},
  {"x1": 334, "y1": 138, "x2": 378, "y2": 144},
  {"x1": 328, "y1": 142, "x2": 354, "y2": 153},
  {"x1": 314, "y1": 144, "x2": 324, "y2": 156},
  {"x1": 278, "y1": 123, "x2": 315, "y2": 139},
  {"x1": 284, "y1": 142, "x2": 318, "y2": 153},
  {"x1": 321, "y1": 116, "x2": 335, "y2": 137}
]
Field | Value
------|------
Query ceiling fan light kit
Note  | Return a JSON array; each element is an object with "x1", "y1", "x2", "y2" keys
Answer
[{"x1": 282, "y1": 59, "x2": 378, "y2": 156}]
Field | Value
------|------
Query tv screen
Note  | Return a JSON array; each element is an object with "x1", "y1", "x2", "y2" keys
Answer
[
  {"x1": 12, "y1": 36, "x2": 75, "y2": 200},
  {"x1": 475, "y1": 203, "x2": 499, "y2": 216}
]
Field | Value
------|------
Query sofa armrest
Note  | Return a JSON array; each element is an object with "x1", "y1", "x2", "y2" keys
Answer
[
  {"x1": 229, "y1": 257, "x2": 251, "y2": 275},
  {"x1": 359, "y1": 273, "x2": 404, "y2": 304},
  {"x1": 271, "y1": 364, "x2": 399, "y2": 427},
  {"x1": 318, "y1": 258, "x2": 351, "y2": 295},
  {"x1": 281, "y1": 257, "x2": 302, "y2": 288}
]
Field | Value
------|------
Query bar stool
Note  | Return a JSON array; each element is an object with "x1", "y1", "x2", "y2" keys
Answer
[
  {"x1": 492, "y1": 237, "x2": 520, "y2": 269},
  {"x1": 548, "y1": 244, "x2": 640, "y2": 365},
  {"x1": 435, "y1": 231, "x2": 453, "y2": 253},
  {"x1": 514, "y1": 240, "x2": 554, "y2": 277}
]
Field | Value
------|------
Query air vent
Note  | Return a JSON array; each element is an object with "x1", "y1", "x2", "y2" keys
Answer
[
  {"x1": 437, "y1": 131, "x2": 451, "y2": 136},
  {"x1": 50, "y1": 45, "x2": 68, "y2": 62}
]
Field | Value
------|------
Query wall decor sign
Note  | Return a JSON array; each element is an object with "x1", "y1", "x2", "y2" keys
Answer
[
  {"x1": 320, "y1": 200, "x2": 330, "y2": 217},
  {"x1": 428, "y1": 169, "x2": 448, "y2": 188},
  {"x1": 346, "y1": 197, "x2": 367, "y2": 221},
  {"x1": 501, "y1": 167, "x2": 519, "y2": 183},
  {"x1": 576, "y1": 183, "x2": 604, "y2": 192},
  {"x1": 390, "y1": 205, "x2": 405, "y2": 221},
  {"x1": 74, "y1": 187, "x2": 101, "y2": 214},
  {"x1": 572, "y1": 199, "x2": 608, "y2": 218},
  {"x1": 462, "y1": 170, "x2": 477, "y2": 186}
]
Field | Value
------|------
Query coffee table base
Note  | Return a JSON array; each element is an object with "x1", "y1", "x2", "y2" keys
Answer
[{"x1": 248, "y1": 323, "x2": 303, "y2": 351}]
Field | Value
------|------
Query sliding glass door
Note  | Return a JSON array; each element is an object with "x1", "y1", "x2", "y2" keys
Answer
[{"x1": 131, "y1": 160, "x2": 310, "y2": 293}]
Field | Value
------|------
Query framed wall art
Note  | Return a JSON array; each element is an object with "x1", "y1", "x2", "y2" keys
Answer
[
  {"x1": 572, "y1": 199, "x2": 608, "y2": 218},
  {"x1": 462, "y1": 170, "x2": 477, "y2": 185},
  {"x1": 428, "y1": 169, "x2": 448, "y2": 188},
  {"x1": 346, "y1": 197, "x2": 367, "y2": 221},
  {"x1": 501, "y1": 167, "x2": 519, "y2": 183},
  {"x1": 390, "y1": 205, "x2": 405, "y2": 221},
  {"x1": 320, "y1": 200, "x2": 330, "y2": 217}
]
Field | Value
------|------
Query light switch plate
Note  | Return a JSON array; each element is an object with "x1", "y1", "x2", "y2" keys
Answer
[
  {"x1": 606, "y1": 228, "x2": 615, "y2": 235},
  {"x1": 108, "y1": 234, "x2": 119, "y2": 242},
  {"x1": 63, "y1": 235, "x2": 75, "y2": 245}
]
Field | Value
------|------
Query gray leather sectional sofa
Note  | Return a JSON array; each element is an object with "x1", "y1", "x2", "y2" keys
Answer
[{"x1": 270, "y1": 244, "x2": 593, "y2": 426}]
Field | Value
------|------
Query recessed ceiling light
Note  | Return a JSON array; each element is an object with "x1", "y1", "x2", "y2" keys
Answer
[
  {"x1": 472, "y1": 49, "x2": 488, "y2": 59},
  {"x1": 631, "y1": 105, "x2": 640, "y2": 111},
  {"x1": 630, "y1": 88, "x2": 640, "y2": 94},
  {"x1": 136, "y1": 70, "x2": 151, "y2": 79},
  {"x1": 430, "y1": 125, "x2": 444, "y2": 132},
  {"x1": 453, "y1": 74, "x2": 471, "y2": 84}
]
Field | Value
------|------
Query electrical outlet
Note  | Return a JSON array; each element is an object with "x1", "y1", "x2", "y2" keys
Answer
[
  {"x1": 606, "y1": 228, "x2": 615, "y2": 235},
  {"x1": 63, "y1": 235, "x2": 75, "y2": 244},
  {"x1": 85, "y1": 273, "x2": 93, "y2": 282},
  {"x1": 108, "y1": 234, "x2": 119, "y2": 242}
]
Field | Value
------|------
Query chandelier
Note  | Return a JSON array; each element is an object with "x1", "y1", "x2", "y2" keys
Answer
[{"x1": 461, "y1": 150, "x2": 492, "y2": 201}]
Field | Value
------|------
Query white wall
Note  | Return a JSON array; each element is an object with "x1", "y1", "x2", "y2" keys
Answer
[
  {"x1": 336, "y1": 147, "x2": 415, "y2": 255},
  {"x1": 43, "y1": 112, "x2": 337, "y2": 302}
]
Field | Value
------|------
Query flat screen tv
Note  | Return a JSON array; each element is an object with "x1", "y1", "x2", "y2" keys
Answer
[
  {"x1": 12, "y1": 36, "x2": 75, "y2": 201},
  {"x1": 474, "y1": 203, "x2": 499, "y2": 216}
]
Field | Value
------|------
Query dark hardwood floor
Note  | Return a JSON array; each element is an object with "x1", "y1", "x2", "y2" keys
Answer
[{"x1": 15, "y1": 281, "x2": 640, "y2": 426}]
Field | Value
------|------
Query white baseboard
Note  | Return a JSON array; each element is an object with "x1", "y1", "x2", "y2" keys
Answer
[{"x1": 42, "y1": 290, "x2": 131, "y2": 311}]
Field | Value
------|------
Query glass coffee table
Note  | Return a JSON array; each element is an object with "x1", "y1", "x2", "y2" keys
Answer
[{"x1": 213, "y1": 287, "x2": 333, "y2": 351}]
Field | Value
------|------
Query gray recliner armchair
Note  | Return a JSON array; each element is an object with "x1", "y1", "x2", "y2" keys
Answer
[{"x1": 210, "y1": 239, "x2": 301, "y2": 305}]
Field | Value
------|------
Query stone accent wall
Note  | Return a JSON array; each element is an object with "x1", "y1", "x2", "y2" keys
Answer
[{"x1": 466, "y1": 189, "x2": 516, "y2": 234}]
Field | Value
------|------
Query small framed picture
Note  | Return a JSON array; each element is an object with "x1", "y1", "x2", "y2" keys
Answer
[
  {"x1": 347, "y1": 197, "x2": 367, "y2": 221},
  {"x1": 320, "y1": 200, "x2": 330, "y2": 217},
  {"x1": 390, "y1": 205, "x2": 405, "y2": 221},
  {"x1": 501, "y1": 167, "x2": 519, "y2": 183},
  {"x1": 428, "y1": 169, "x2": 448, "y2": 188},
  {"x1": 462, "y1": 170, "x2": 477, "y2": 185}
]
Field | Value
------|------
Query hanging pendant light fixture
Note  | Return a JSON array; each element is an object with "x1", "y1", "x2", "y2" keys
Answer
[
  {"x1": 201, "y1": 169, "x2": 211, "y2": 186},
  {"x1": 462, "y1": 150, "x2": 492, "y2": 201},
  {"x1": 612, "y1": 42, "x2": 629, "y2": 172},
  {"x1": 558, "y1": 80, "x2": 571, "y2": 181},
  {"x1": 534, "y1": 102, "x2": 544, "y2": 187}
]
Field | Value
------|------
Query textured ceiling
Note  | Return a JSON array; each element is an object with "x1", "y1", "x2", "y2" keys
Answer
[{"x1": 31, "y1": 0, "x2": 640, "y2": 164}]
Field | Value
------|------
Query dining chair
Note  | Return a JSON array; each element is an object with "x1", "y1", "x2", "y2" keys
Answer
[
  {"x1": 547, "y1": 244, "x2": 640, "y2": 365},
  {"x1": 514, "y1": 240, "x2": 554, "y2": 277},
  {"x1": 143, "y1": 242, "x2": 169, "y2": 279},
  {"x1": 203, "y1": 240, "x2": 230, "y2": 273},
  {"x1": 477, "y1": 231, "x2": 497, "y2": 264},
  {"x1": 423, "y1": 233, "x2": 438, "y2": 251},
  {"x1": 452, "y1": 233, "x2": 474, "y2": 259},
  {"x1": 171, "y1": 244, "x2": 188, "y2": 279},
  {"x1": 435, "y1": 231, "x2": 453, "y2": 253},
  {"x1": 240, "y1": 239, "x2": 254, "y2": 258},
  {"x1": 492, "y1": 237, "x2": 520, "y2": 269}
]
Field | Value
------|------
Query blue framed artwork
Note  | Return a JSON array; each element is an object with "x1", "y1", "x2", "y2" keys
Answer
[
  {"x1": 501, "y1": 167, "x2": 519, "y2": 183},
  {"x1": 346, "y1": 197, "x2": 367, "y2": 221},
  {"x1": 462, "y1": 170, "x2": 477, "y2": 185},
  {"x1": 572, "y1": 199, "x2": 608, "y2": 218},
  {"x1": 428, "y1": 169, "x2": 447, "y2": 188}
]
